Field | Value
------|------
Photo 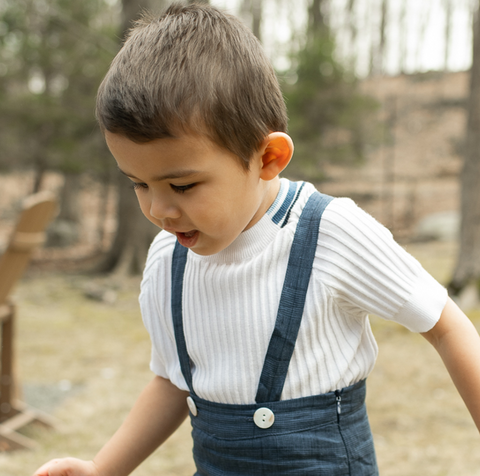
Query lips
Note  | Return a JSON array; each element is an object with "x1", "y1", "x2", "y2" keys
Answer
[{"x1": 175, "y1": 230, "x2": 199, "y2": 248}]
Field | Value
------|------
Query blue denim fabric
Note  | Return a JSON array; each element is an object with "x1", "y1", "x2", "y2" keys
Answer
[
  {"x1": 171, "y1": 192, "x2": 379, "y2": 475},
  {"x1": 191, "y1": 380, "x2": 377, "y2": 475}
]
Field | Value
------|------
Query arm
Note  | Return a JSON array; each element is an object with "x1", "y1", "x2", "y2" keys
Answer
[
  {"x1": 421, "y1": 297, "x2": 480, "y2": 433},
  {"x1": 33, "y1": 376, "x2": 189, "y2": 476}
]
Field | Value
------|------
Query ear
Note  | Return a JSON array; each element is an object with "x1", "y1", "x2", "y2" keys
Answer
[{"x1": 259, "y1": 132, "x2": 294, "y2": 181}]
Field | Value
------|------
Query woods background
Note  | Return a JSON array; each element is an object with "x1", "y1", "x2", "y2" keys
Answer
[
  {"x1": 1, "y1": 0, "x2": 480, "y2": 296},
  {"x1": 2, "y1": 1, "x2": 480, "y2": 474}
]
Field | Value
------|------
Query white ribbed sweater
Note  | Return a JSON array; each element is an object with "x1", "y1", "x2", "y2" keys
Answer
[{"x1": 140, "y1": 180, "x2": 447, "y2": 404}]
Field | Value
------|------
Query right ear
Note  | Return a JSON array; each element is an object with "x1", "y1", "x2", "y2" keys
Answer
[{"x1": 258, "y1": 132, "x2": 294, "y2": 181}]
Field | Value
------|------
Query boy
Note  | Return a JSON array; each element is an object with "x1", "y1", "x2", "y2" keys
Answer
[{"x1": 35, "y1": 3, "x2": 480, "y2": 475}]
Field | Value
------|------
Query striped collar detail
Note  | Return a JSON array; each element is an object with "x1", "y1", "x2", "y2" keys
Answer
[{"x1": 266, "y1": 179, "x2": 305, "y2": 228}]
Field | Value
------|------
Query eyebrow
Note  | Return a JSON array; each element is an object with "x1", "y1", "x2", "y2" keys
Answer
[{"x1": 117, "y1": 167, "x2": 202, "y2": 182}]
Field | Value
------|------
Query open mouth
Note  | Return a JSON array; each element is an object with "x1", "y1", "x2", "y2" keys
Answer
[{"x1": 176, "y1": 230, "x2": 199, "y2": 248}]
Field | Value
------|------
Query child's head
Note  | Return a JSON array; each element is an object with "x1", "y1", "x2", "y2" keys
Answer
[{"x1": 96, "y1": 2, "x2": 288, "y2": 169}]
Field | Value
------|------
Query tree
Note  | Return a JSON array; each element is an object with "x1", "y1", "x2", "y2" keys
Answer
[
  {"x1": 443, "y1": 0, "x2": 453, "y2": 71},
  {"x1": 282, "y1": 0, "x2": 377, "y2": 181},
  {"x1": 98, "y1": 0, "x2": 167, "y2": 274},
  {"x1": 0, "y1": 0, "x2": 116, "y2": 173},
  {"x1": 240, "y1": 0, "x2": 263, "y2": 41},
  {"x1": 0, "y1": 0, "x2": 118, "y2": 244},
  {"x1": 449, "y1": 2, "x2": 480, "y2": 297}
]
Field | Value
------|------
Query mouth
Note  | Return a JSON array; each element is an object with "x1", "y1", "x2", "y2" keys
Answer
[{"x1": 175, "y1": 230, "x2": 199, "y2": 248}]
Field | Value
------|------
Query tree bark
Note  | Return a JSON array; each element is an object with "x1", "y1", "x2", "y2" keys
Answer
[
  {"x1": 240, "y1": 0, "x2": 262, "y2": 41},
  {"x1": 308, "y1": 0, "x2": 328, "y2": 39},
  {"x1": 449, "y1": 4, "x2": 480, "y2": 295},
  {"x1": 98, "y1": 174, "x2": 157, "y2": 274},
  {"x1": 99, "y1": 0, "x2": 163, "y2": 274},
  {"x1": 377, "y1": 0, "x2": 387, "y2": 75},
  {"x1": 398, "y1": 0, "x2": 407, "y2": 74},
  {"x1": 443, "y1": 0, "x2": 452, "y2": 71},
  {"x1": 346, "y1": 0, "x2": 357, "y2": 69},
  {"x1": 58, "y1": 173, "x2": 82, "y2": 223}
]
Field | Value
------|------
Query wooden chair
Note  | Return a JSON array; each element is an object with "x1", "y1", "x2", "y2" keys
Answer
[{"x1": 0, "y1": 191, "x2": 58, "y2": 450}]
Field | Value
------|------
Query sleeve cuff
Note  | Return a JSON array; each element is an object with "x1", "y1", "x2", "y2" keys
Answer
[{"x1": 395, "y1": 271, "x2": 448, "y2": 333}]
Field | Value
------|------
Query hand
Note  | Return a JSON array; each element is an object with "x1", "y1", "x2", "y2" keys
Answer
[{"x1": 32, "y1": 458, "x2": 100, "y2": 476}]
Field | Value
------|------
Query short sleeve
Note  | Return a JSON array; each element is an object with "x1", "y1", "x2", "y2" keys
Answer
[
  {"x1": 139, "y1": 230, "x2": 184, "y2": 383},
  {"x1": 139, "y1": 273, "x2": 170, "y2": 379},
  {"x1": 313, "y1": 198, "x2": 448, "y2": 333}
]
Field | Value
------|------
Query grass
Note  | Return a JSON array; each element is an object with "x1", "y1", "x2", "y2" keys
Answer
[
  {"x1": 0, "y1": 273, "x2": 195, "y2": 476},
  {"x1": 1, "y1": 240, "x2": 480, "y2": 475}
]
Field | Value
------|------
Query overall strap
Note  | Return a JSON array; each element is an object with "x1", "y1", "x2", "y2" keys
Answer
[
  {"x1": 171, "y1": 241, "x2": 195, "y2": 395},
  {"x1": 255, "y1": 192, "x2": 333, "y2": 404}
]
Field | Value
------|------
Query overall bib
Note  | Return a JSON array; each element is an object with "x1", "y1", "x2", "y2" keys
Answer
[{"x1": 171, "y1": 192, "x2": 379, "y2": 475}]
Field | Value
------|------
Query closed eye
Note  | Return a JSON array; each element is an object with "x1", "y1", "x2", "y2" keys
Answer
[
  {"x1": 171, "y1": 183, "x2": 196, "y2": 194},
  {"x1": 132, "y1": 182, "x2": 148, "y2": 191}
]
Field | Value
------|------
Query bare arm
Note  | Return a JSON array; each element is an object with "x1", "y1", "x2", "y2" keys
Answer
[
  {"x1": 33, "y1": 376, "x2": 189, "y2": 476},
  {"x1": 421, "y1": 297, "x2": 480, "y2": 433}
]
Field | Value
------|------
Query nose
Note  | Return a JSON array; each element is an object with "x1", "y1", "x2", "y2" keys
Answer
[{"x1": 149, "y1": 195, "x2": 181, "y2": 221}]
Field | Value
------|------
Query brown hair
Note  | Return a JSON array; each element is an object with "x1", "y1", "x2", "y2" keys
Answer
[{"x1": 96, "y1": 2, "x2": 288, "y2": 168}]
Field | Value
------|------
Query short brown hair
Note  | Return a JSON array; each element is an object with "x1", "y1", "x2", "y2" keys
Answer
[{"x1": 96, "y1": 2, "x2": 288, "y2": 168}]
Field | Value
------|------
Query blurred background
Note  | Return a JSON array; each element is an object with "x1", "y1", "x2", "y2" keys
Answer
[
  {"x1": 1, "y1": 0, "x2": 480, "y2": 475},
  {"x1": 1, "y1": 0, "x2": 480, "y2": 292}
]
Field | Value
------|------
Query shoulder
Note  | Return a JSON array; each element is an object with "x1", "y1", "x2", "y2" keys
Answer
[
  {"x1": 139, "y1": 230, "x2": 177, "y2": 330},
  {"x1": 286, "y1": 182, "x2": 388, "y2": 244},
  {"x1": 141, "y1": 230, "x2": 177, "y2": 286},
  {"x1": 320, "y1": 196, "x2": 394, "y2": 244},
  {"x1": 309, "y1": 192, "x2": 447, "y2": 330},
  {"x1": 313, "y1": 194, "x2": 414, "y2": 276}
]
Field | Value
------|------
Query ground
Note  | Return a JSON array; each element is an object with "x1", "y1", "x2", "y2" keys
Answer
[
  {"x1": 0, "y1": 241, "x2": 479, "y2": 476},
  {"x1": 0, "y1": 70, "x2": 477, "y2": 475}
]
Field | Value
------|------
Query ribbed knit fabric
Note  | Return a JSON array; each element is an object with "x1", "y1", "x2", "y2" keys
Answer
[{"x1": 140, "y1": 179, "x2": 448, "y2": 404}]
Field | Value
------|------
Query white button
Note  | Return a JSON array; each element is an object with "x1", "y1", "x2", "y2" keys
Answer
[
  {"x1": 253, "y1": 407, "x2": 275, "y2": 429},
  {"x1": 186, "y1": 396, "x2": 198, "y2": 416}
]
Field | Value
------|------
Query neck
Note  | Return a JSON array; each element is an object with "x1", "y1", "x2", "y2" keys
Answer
[{"x1": 243, "y1": 177, "x2": 280, "y2": 232}]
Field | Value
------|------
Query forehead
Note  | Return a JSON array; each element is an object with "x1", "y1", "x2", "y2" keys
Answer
[{"x1": 104, "y1": 131, "x2": 247, "y2": 178}]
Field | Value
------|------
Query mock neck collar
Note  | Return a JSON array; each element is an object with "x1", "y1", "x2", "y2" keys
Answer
[{"x1": 188, "y1": 179, "x2": 304, "y2": 264}]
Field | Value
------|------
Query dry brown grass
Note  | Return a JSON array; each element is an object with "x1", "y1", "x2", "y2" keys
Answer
[{"x1": 1, "y1": 241, "x2": 479, "y2": 476}]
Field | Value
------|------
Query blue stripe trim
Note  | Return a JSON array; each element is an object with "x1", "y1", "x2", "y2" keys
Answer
[
  {"x1": 280, "y1": 181, "x2": 305, "y2": 228},
  {"x1": 271, "y1": 181, "x2": 298, "y2": 225},
  {"x1": 266, "y1": 179, "x2": 288, "y2": 218}
]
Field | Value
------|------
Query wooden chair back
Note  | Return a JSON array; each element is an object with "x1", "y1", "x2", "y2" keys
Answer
[
  {"x1": 0, "y1": 191, "x2": 57, "y2": 451},
  {"x1": 0, "y1": 191, "x2": 57, "y2": 307}
]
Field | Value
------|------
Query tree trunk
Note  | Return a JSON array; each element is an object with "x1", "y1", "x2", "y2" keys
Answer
[
  {"x1": 369, "y1": 0, "x2": 388, "y2": 76},
  {"x1": 346, "y1": 0, "x2": 357, "y2": 70},
  {"x1": 449, "y1": 4, "x2": 480, "y2": 296},
  {"x1": 443, "y1": 0, "x2": 452, "y2": 71},
  {"x1": 240, "y1": 0, "x2": 262, "y2": 41},
  {"x1": 58, "y1": 173, "x2": 82, "y2": 223},
  {"x1": 377, "y1": 0, "x2": 387, "y2": 75},
  {"x1": 251, "y1": 0, "x2": 262, "y2": 42},
  {"x1": 99, "y1": 0, "x2": 163, "y2": 274},
  {"x1": 98, "y1": 173, "x2": 157, "y2": 274},
  {"x1": 415, "y1": 2, "x2": 431, "y2": 71},
  {"x1": 398, "y1": 1, "x2": 407, "y2": 74},
  {"x1": 308, "y1": 0, "x2": 327, "y2": 39}
]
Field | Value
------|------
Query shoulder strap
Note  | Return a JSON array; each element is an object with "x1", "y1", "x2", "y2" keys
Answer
[
  {"x1": 171, "y1": 241, "x2": 195, "y2": 394},
  {"x1": 255, "y1": 192, "x2": 333, "y2": 403}
]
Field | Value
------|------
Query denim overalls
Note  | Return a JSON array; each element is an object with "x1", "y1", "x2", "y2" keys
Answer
[{"x1": 171, "y1": 192, "x2": 379, "y2": 475}]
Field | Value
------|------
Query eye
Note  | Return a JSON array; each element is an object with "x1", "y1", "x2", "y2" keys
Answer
[
  {"x1": 131, "y1": 182, "x2": 148, "y2": 191},
  {"x1": 171, "y1": 183, "x2": 196, "y2": 194}
]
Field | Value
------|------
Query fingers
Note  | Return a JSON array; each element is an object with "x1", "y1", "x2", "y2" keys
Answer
[
  {"x1": 32, "y1": 459, "x2": 59, "y2": 476},
  {"x1": 32, "y1": 457, "x2": 94, "y2": 476}
]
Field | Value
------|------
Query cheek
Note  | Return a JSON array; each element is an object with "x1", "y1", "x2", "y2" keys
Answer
[{"x1": 135, "y1": 193, "x2": 153, "y2": 219}]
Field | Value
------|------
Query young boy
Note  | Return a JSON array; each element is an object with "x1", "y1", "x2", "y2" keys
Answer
[{"x1": 34, "y1": 3, "x2": 480, "y2": 475}]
